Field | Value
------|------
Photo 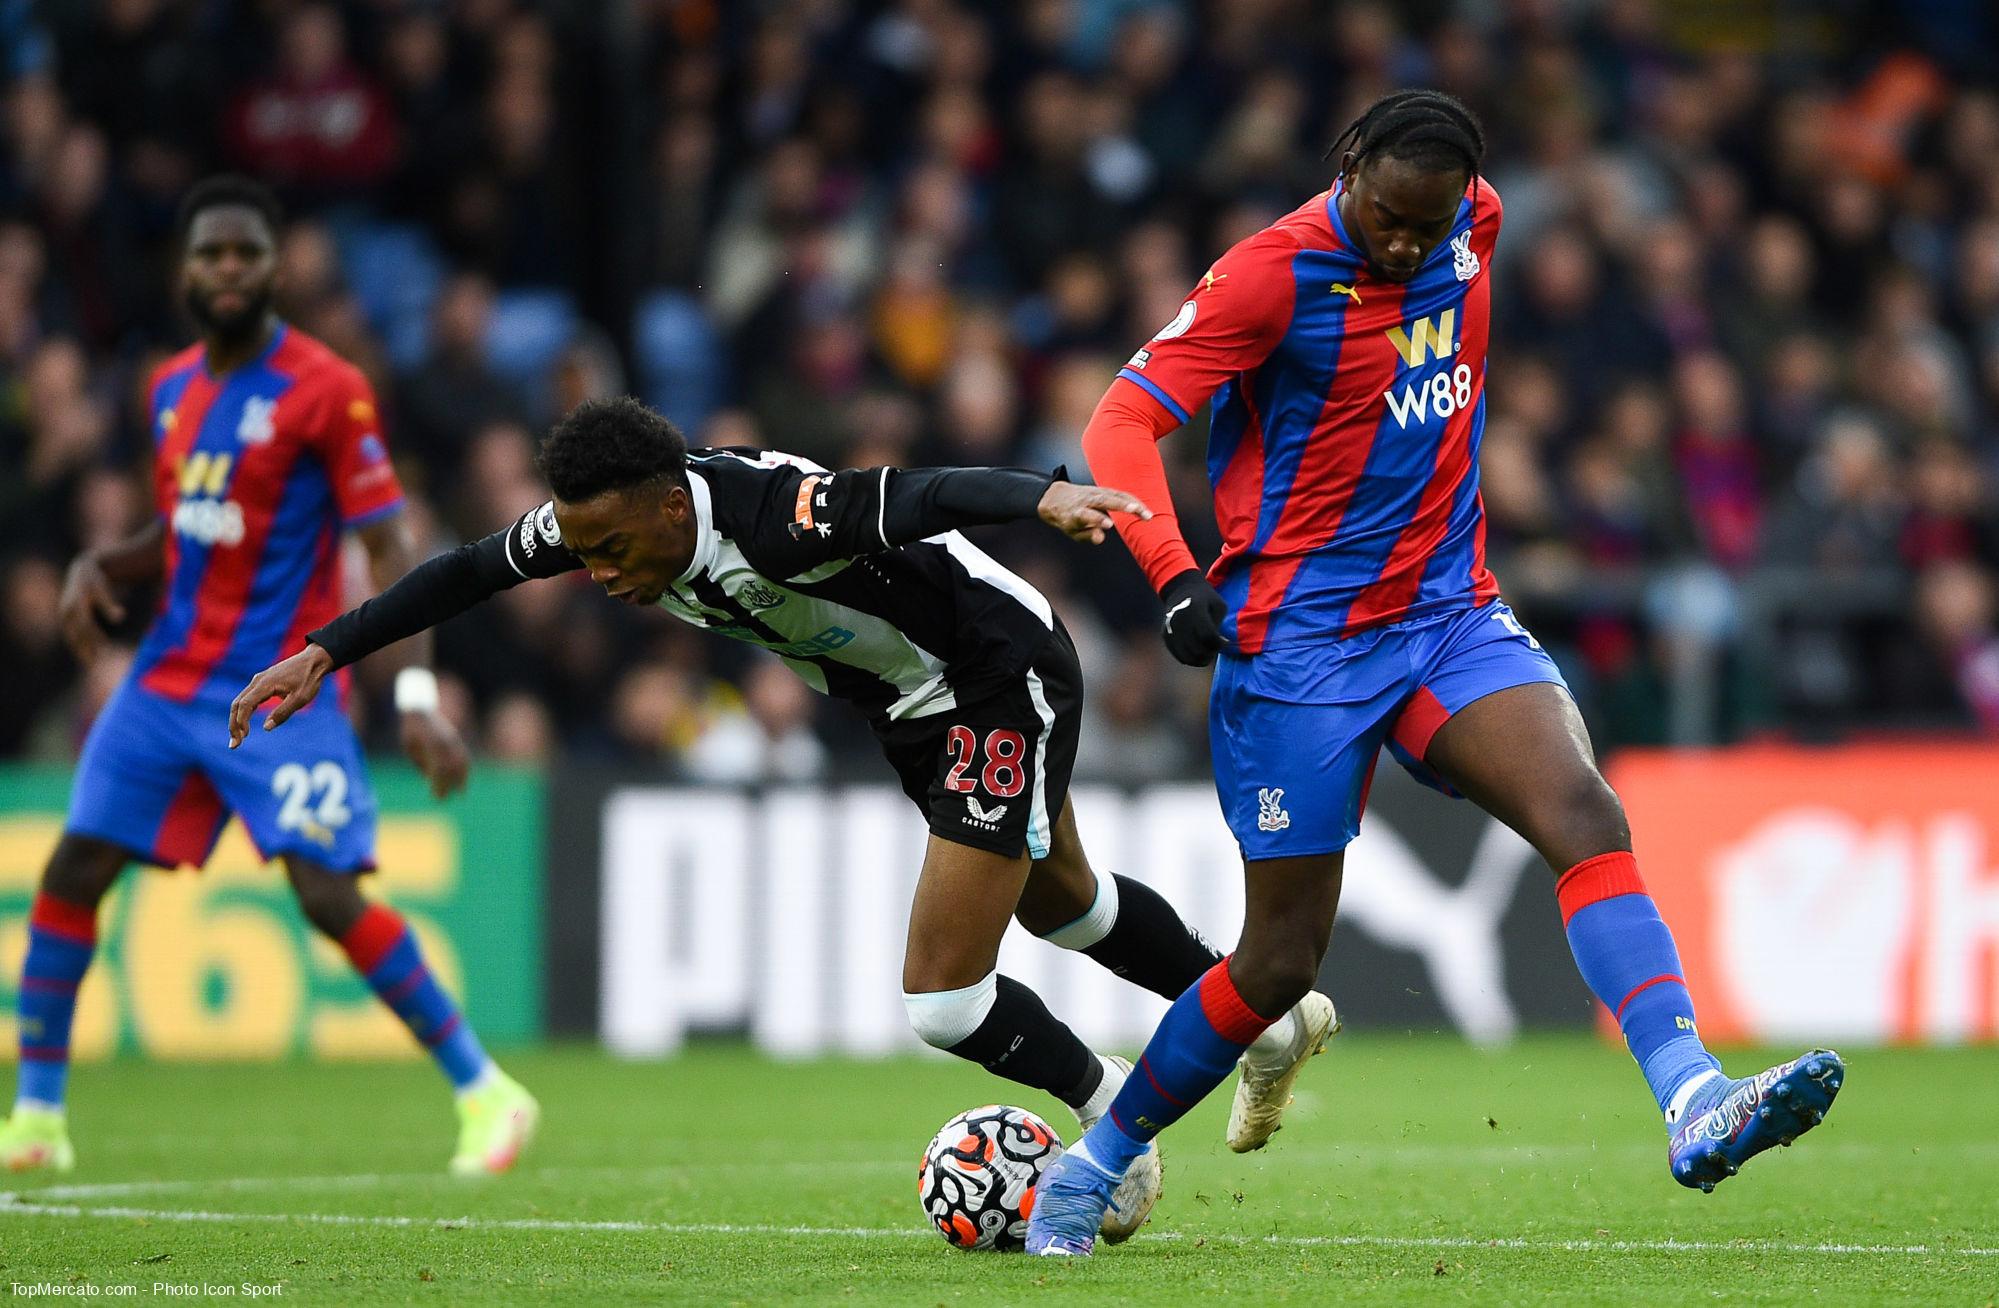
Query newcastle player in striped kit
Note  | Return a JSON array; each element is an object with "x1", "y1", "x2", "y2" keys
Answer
[{"x1": 232, "y1": 395, "x2": 1333, "y2": 1245}]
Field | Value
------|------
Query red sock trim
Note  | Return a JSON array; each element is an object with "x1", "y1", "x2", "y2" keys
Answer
[
  {"x1": 1197, "y1": 957, "x2": 1279, "y2": 1045},
  {"x1": 339, "y1": 904, "x2": 407, "y2": 975},
  {"x1": 1555, "y1": 851, "x2": 1647, "y2": 928},
  {"x1": 1614, "y1": 973, "x2": 1685, "y2": 1021},
  {"x1": 29, "y1": 892, "x2": 97, "y2": 945}
]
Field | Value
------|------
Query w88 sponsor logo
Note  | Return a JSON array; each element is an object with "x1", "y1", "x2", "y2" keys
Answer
[
  {"x1": 172, "y1": 497, "x2": 245, "y2": 546},
  {"x1": 1384, "y1": 363, "x2": 1474, "y2": 430}
]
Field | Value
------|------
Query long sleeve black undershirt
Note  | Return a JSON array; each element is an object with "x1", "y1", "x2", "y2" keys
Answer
[{"x1": 308, "y1": 462, "x2": 1058, "y2": 669}]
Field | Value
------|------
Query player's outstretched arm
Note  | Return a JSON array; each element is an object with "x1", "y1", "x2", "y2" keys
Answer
[
  {"x1": 230, "y1": 642, "x2": 336, "y2": 746},
  {"x1": 1082, "y1": 386, "x2": 1229, "y2": 667},
  {"x1": 1032, "y1": 481, "x2": 1152, "y2": 544},
  {"x1": 230, "y1": 508, "x2": 581, "y2": 747},
  {"x1": 780, "y1": 464, "x2": 1148, "y2": 566}
]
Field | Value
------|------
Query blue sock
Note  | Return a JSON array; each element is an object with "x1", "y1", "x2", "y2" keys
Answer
[
  {"x1": 1079, "y1": 958, "x2": 1274, "y2": 1175},
  {"x1": 1558, "y1": 852, "x2": 1721, "y2": 1116},
  {"x1": 339, "y1": 904, "x2": 491, "y2": 1090},
  {"x1": 15, "y1": 893, "x2": 98, "y2": 1109}
]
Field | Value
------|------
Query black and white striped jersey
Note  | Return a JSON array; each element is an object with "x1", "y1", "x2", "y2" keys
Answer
[{"x1": 311, "y1": 448, "x2": 1064, "y2": 722}]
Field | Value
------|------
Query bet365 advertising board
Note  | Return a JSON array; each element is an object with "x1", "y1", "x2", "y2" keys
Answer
[{"x1": 0, "y1": 766, "x2": 542, "y2": 1060}]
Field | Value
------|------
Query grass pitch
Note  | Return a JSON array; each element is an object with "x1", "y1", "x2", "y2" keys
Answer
[{"x1": 2, "y1": 1036, "x2": 1993, "y2": 1305}]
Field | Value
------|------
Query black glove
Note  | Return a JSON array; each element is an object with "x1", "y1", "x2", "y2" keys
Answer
[{"x1": 1159, "y1": 568, "x2": 1228, "y2": 667}]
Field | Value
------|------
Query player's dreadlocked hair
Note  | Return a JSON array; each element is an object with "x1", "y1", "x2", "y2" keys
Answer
[
  {"x1": 539, "y1": 396, "x2": 689, "y2": 503},
  {"x1": 175, "y1": 174, "x2": 284, "y2": 243},
  {"x1": 1326, "y1": 90, "x2": 1485, "y2": 192}
]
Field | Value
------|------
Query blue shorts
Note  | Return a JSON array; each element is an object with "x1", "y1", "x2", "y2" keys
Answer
[
  {"x1": 66, "y1": 675, "x2": 378, "y2": 873},
  {"x1": 1210, "y1": 601, "x2": 1567, "y2": 859}
]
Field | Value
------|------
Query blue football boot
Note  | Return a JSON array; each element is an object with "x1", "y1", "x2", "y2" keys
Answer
[
  {"x1": 1668, "y1": 1049, "x2": 1845, "y2": 1192},
  {"x1": 1025, "y1": 1148, "x2": 1124, "y2": 1256}
]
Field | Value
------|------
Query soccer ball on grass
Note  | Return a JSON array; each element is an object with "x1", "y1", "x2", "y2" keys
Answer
[{"x1": 916, "y1": 1104, "x2": 1064, "y2": 1250}]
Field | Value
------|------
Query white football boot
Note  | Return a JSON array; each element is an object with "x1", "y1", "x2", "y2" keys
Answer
[
  {"x1": 1073, "y1": 1055, "x2": 1162, "y2": 1243},
  {"x1": 1227, "y1": 990, "x2": 1339, "y2": 1153}
]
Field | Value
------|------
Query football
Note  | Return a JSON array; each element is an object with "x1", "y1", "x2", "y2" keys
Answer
[{"x1": 916, "y1": 1104, "x2": 1065, "y2": 1250}]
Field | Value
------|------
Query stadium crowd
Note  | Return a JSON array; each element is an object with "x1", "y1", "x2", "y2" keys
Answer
[{"x1": 3, "y1": 0, "x2": 1999, "y2": 779}]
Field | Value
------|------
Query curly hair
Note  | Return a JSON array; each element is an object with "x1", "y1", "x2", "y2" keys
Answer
[
  {"x1": 538, "y1": 396, "x2": 689, "y2": 503},
  {"x1": 176, "y1": 174, "x2": 284, "y2": 243},
  {"x1": 1327, "y1": 89, "x2": 1485, "y2": 191}
]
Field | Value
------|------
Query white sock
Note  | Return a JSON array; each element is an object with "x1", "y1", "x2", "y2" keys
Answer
[
  {"x1": 1245, "y1": 1008, "x2": 1299, "y2": 1067},
  {"x1": 1664, "y1": 1069, "x2": 1723, "y2": 1124},
  {"x1": 13, "y1": 1097, "x2": 62, "y2": 1116},
  {"x1": 1074, "y1": 1054, "x2": 1123, "y2": 1124}
]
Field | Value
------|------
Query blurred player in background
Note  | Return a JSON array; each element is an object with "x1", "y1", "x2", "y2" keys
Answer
[
  {"x1": 0, "y1": 177, "x2": 537, "y2": 1177},
  {"x1": 231, "y1": 395, "x2": 1336, "y2": 1244},
  {"x1": 1028, "y1": 91, "x2": 1845, "y2": 1255}
]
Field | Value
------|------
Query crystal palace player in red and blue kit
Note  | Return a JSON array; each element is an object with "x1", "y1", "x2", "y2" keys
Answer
[
  {"x1": 0, "y1": 177, "x2": 536, "y2": 1177},
  {"x1": 1027, "y1": 92, "x2": 1845, "y2": 1256}
]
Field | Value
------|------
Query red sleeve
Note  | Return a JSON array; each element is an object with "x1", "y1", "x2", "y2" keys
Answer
[
  {"x1": 315, "y1": 367, "x2": 405, "y2": 527},
  {"x1": 1113, "y1": 227, "x2": 1299, "y2": 426},
  {"x1": 1081, "y1": 382, "x2": 1197, "y2": 593},
  {"x1": 1086, "y1": 226, "x2": 1299, "y2": 593}
]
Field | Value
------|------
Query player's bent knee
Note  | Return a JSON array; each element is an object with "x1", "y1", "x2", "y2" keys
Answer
[
  {"x1": 43, "y1": 835, "x2": 129, "y2": 906},
  {"x1": 903, "y1": 971, "x2": 998, "y2": 1050},
  {"x1": 285, "y1": 861, "x2": 365, "y2": 937},
  {"x1": 1550, "y1": 775, "x2": 1631, "y2": 863},
  {"x1": 1023, "y1": 864, "x2": 1115, "y2": 945}
]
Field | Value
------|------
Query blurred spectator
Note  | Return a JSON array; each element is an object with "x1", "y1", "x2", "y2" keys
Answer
[
  {"x1": 225, "y1": 4, "x2": 399, "y2": 203},
  {"x1": 684, "y1": 657, "x2": 829, "y2": 783},
  {"x1": 1671, "y1": 351, "x2": 1763, "y2": 571},
  {"x1": 1908, "y1": 561, "x2": 1999, "y2": 731},
  {"x1": 1072, "y1": 636, "x2": 1191, "y2": 784},
  {"x1": 484, "y1": 691, "x2": 555, "y2": 766},
  {"x1": 0, "y1": 558, "x2": 74, "y2": 756},
  {"x1": 395, "y1": 272, "x2": 523, "y2": 484},
  {"x1": 3, "y1": 1, "x2": 1999, "y2": 763},
  {"x1": 1761, "y1": 414, "x2": 1904, "y2": 570}
]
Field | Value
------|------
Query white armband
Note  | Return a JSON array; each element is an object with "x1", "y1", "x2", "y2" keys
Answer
[{"x1": 394, "y1": 667, "x2": 440, "y2": 714}]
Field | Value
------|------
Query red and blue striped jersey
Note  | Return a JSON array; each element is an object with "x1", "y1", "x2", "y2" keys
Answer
[
  {"x1": 136, "y1": 325, "x2": 404, "y2": 700},
  {"x1": 1114, "y1": 180, "x2": 1502, "y2": 653}
]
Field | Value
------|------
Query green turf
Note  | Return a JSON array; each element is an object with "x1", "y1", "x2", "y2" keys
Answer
[{"x1": 1, "y1": 1036, "x2": 1993, "y2": 1305}]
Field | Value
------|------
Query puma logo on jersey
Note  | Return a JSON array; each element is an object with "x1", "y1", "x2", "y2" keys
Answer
[
  {"x1": 1330, "y1": 282, "x2": 1362, "y2": 302},
  {"x1": 1202, "y1": 269, "x2": 1228, "y2": 291}
]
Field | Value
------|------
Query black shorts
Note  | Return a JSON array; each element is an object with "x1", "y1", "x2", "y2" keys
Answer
[{"x1": 876, "y1": 627, "x2": 1082, "y2": 859}]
